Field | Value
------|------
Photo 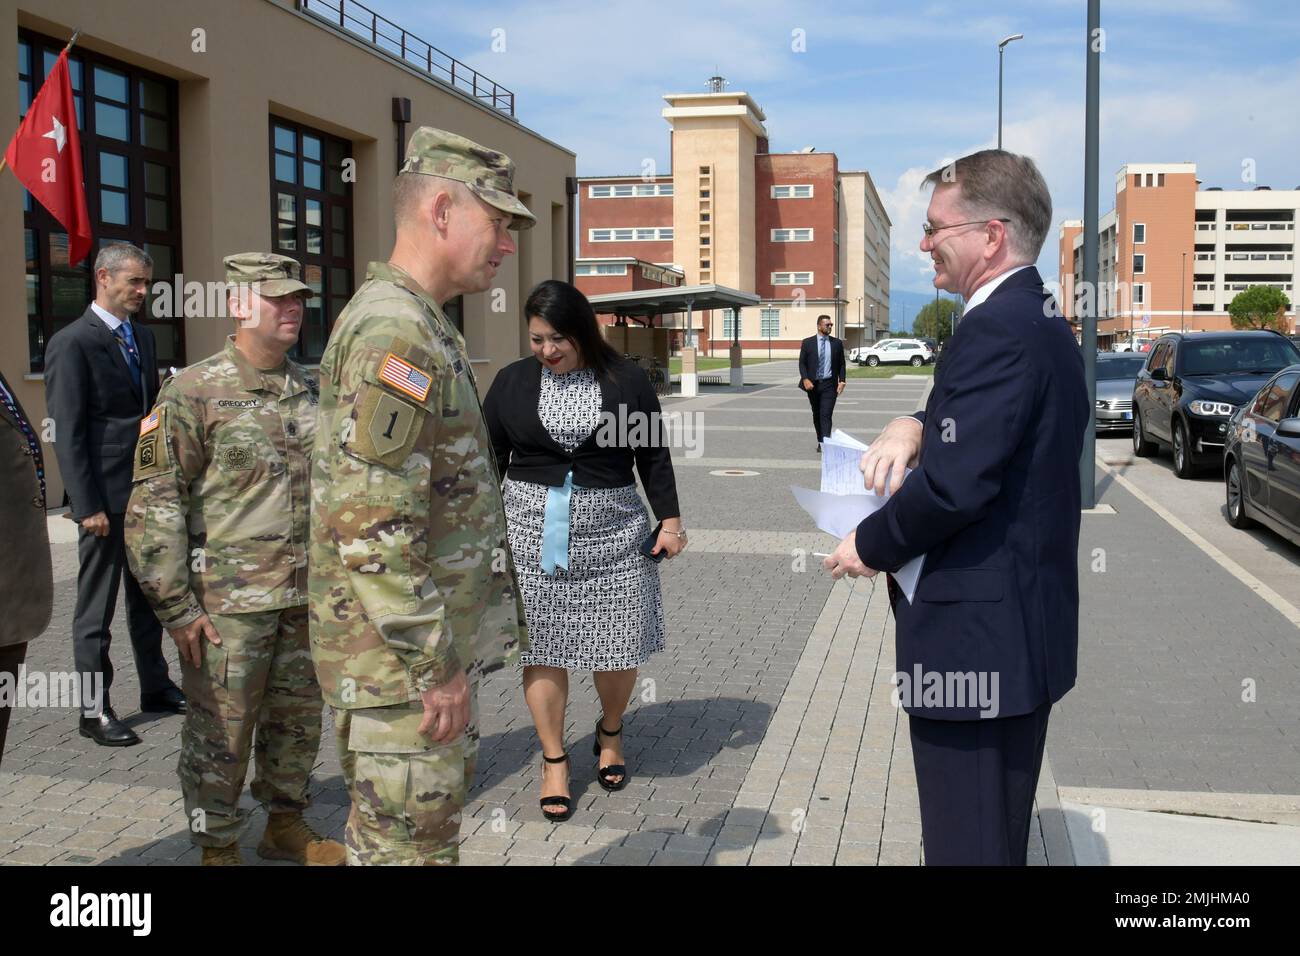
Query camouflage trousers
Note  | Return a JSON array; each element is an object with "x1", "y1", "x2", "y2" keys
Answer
[
  {"x1": 179, "y1": 605, "x2": 324, "y2": 847},
  {"x1": 333, "y1": 669, "x2": 480, "y2": 866}
]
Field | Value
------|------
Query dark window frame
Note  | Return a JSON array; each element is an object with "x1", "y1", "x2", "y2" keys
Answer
[
  {"x1": 20, "y1": 28, "x2": 185, "y2": 372},
  {"x1": 1287, "y1": 374, "x2": 1300, "y2": 420},
  {"x1": 443, "y1": 295, "x2": 464, "y2": 334},
  {"x1": 268, "y1": 116, "x2": 354, "y2": 363},
  {"x1": 1163, "y1": 341, "x2": 1178, "y2": 377}
]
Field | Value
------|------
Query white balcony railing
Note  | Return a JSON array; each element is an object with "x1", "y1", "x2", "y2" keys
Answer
[{"x1": 1222, "y1": 281, "x2": 1293, "y2": 293}]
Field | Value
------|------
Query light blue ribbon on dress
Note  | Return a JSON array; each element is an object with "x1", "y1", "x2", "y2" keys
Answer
[{"x1": 540, "y1": 469, "x2": 575, "y2": 575}]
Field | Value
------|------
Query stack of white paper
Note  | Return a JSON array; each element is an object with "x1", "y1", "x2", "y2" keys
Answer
[{"x1": 792, "y1": 429, "x2": 926, "y2": 603}]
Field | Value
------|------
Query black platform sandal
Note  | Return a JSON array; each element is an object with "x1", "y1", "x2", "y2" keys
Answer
[
  {"x1": 539, "y1": 753, "x2": 574, "y2": 822},
  {"x1": 592, "y1": 720, "x2": 629, "y2": 792}
]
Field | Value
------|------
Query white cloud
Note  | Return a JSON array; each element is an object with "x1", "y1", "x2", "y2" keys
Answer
[{"x1": 883, "y1": 55, "x2": 1300, "y2": 291}]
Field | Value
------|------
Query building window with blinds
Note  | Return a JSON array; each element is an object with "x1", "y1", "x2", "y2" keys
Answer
[{"x1": 269, "y1": 117, "x2": 354, "y2": 362}]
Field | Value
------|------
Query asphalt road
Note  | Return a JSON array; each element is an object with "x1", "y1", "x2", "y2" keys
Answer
[
  {"x1": 1047, "y1": 429, "x2": 1300, "y2": 797},
  {"x1": 1096, "y1": 432, "x2": 1300, "y2": 609}
]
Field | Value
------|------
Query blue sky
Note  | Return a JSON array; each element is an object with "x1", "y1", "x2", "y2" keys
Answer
[{"x1": 378, "y1": 0, "x2": 1300, "y2": 299}]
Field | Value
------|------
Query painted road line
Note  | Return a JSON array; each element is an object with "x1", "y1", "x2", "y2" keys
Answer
[{"x1": 1096, "y1": 456, "x2": 1300, "y2": 630}]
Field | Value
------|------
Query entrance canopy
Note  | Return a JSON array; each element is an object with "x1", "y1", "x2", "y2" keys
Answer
[{"x1": 586, "y1": 283, "x2": 761, "y2": 320}]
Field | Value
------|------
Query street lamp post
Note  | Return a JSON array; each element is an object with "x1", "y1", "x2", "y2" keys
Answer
[
  {"x1": 998, "y1": 33, "x2": 1024, "y2": 149},
  {"x1": 1079, "y1": 3, "x2": 1099, "y2": 508},
  {"x1": 833, "y1": 283, "x2": 842, "y2": 348}
]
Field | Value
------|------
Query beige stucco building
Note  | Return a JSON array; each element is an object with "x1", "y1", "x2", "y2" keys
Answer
[
  {"x1": 3, "y1": 0, "x2": 575, "y2": 506},
  {"x1": 839, "y1": 170, "x2": 892, "y2": 345}
]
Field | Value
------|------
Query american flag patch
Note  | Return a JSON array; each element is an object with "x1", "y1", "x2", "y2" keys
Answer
[
  {"x1": 378, "y1": 352, "x2": 433, "y2": 402},
  {"x1": 139, "y1": 409, "x2": 160, "y2": 436}
]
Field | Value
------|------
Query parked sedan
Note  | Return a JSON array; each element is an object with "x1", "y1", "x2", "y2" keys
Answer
[
  {"x1": 1132, "y1": 330, "x2": 1300, "y2": 478},
  {"x1": 1094, "y1": 354, "x2": 1146, "y2": 432},
  {"x1": 1224, "y1": 365, "x2": 1300, "y2": 547},
  {"x1": 854, "y1": 339, "x2": 934, "y2": 367}
]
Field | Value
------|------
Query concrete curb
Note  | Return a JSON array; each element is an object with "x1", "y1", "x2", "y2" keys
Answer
[
  {"x1": 1036, "y1": 742, "x2": 1076, "y2": 865},
  {"x1": 1057, "y1": 786, "x2": 1300, "y2": 827}
]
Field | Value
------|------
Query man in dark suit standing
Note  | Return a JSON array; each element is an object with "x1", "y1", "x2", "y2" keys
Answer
[
  {"x1": 798, "y1": 314, "x2": 846, "y2": 452},
  {"x1": 45, "y1": 243, "x2": 183, "y2": 747},
  {"x1": 823, "y1": 150, "x2": 1088, "y2": 865},
  {"x1": 0, "y1": 370, "x2": 54, "y2": 767}
]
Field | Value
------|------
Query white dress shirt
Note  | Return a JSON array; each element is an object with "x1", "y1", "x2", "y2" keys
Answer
[
  {"x1": 90, "y1": 300, "x2": 126, "y2": 332},
  {"x1": 816, "y1": 333, "x2": 833, "y2": 379}
]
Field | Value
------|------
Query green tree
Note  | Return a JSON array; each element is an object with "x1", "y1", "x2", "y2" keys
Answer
[
  {"x1": 1228, "y1": 285, "x2": 1290, "y2": 330},
  {"x1": 912, "y1": 297, "x2": 961, "y2": 343}
]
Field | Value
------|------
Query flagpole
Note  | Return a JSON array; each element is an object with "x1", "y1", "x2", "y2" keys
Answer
[{"x1": 0, "y1": 28, "x2": 80, "y2": 176}]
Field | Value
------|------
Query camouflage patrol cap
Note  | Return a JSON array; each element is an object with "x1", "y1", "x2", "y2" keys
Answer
[
  {"x1": 223, "y1": 252, "x2": 314, "y2": 298},
  {"x1": 399, "y1": 126, "x2": 536, "y2": 230}
]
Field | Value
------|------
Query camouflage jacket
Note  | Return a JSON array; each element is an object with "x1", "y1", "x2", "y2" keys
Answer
[
  {"x1": 124, "y1": 336, "x2": 317, "y2": 628},
  {"x1": 308, "y1": 261, "x2": 527, "y2": 709}
]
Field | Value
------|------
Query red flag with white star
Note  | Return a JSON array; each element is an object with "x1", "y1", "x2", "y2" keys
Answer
[{"x1": 4, "y1": 47, "x2": 92, "y2": 265}]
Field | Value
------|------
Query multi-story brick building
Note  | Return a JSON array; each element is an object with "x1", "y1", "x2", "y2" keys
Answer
[
  {"x1": 1060, "y1": 163, "x2": 1299, "y2": 347},
  {"x1": 574, "y1": 83, "x2": 890, "y2": 356}
]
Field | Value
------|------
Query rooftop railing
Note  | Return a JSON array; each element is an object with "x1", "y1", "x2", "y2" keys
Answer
[{"x1": 297, "y1": 0, "x2": 516, "y2": 117}]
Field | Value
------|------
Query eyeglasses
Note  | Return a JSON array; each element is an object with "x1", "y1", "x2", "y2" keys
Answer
[{"x1": 922, "y1": 218, "x2": 1011, "y2": 238}]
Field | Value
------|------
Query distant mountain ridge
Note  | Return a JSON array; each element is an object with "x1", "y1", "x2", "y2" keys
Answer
[{"x1": 890, "y1": 287, "x2": 960, "y2": 334}]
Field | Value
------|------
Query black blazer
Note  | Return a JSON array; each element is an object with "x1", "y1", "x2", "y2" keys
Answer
[
  {"x1": 798, "y1": 334, "x2": 846, "y2": 387},
  {"x1": 853, "y1": 267, "x2": 1089, "y2": 720},
  {"x1": 44, "y1": 305, "x2": 160, "y2": 518},
  {"x1": 482, "y1": 356, "x2": 680, "y2": 521},
  {"x1": 0, "y1": 372, "x2": 53, "y2": 646}
]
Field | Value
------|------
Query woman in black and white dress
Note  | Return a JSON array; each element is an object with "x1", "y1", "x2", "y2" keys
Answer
[{"x1": 483, "y1": 280, "x2": 684, "y2": 822}]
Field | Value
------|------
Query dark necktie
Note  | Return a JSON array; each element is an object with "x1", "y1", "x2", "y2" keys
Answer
[
  {"x1": 0, "y1": 380, "x2": 46, "y2": 508},
  {"x1": 819, "y1": 337, "x2": 827, "y2": 379},
  {"x1": 113, "y1": 322, "x2": 143, "y2": 393}
]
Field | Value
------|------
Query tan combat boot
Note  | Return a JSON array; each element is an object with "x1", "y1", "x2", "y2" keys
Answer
[
  {"x1": 257, "y1": 811, "x2": 346, "y2": 866},
  {"x1": 201, "y1": 844, "x2": 242, "y2": 866}
]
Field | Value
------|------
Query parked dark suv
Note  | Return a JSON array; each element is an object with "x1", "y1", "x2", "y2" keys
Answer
[
  {"x1": 1132, "y1": 331, "x2": 1300, "y2": 478},
  {"x1": 1223, "y1": 365, "x2": 1300, "y2": 547}
]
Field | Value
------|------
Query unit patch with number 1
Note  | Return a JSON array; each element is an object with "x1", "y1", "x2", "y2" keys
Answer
[{"x1": 366, "y1": 391, "x2": 418, "y2": 462}]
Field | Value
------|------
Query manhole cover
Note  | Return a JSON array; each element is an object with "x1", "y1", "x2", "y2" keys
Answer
[{"x1": 709, "y1": 469, "x2": 759, "y2": 477}]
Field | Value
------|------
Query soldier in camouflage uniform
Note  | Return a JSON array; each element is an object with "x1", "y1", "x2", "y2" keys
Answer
[
  {"x1": 309, "y1": 128, "x2": 531, "y2": 866},
  {"x1": 125, "y1": 253, "x2": 344, "y2": 866}
]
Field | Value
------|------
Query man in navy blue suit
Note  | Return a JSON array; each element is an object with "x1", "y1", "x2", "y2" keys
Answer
[{"x1": 823, "y1": 150, "x2": 1088, "y2": 865}]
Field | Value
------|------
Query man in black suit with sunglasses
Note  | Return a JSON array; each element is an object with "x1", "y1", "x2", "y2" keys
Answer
[{"x1": 799, "y1": 314, "x2": 846, "y2": 451}]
